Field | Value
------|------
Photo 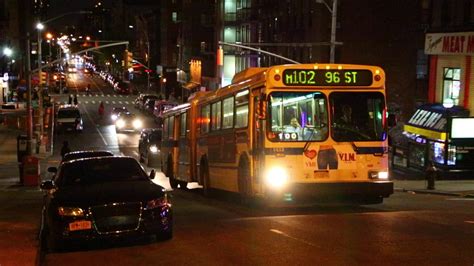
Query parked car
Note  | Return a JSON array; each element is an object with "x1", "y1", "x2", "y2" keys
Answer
[
  {"x1": 56, "y1": 105, "x2": 83, "y2": 133},
  {"x1": 153, "y1": 100, "x2": 178, "y2": 125},
  {"x1": 115, "y1": 112, "x2": 143, "y2": 132},
  {"x1": 138, "y1": 128, "x2": 162, "y2": 167},
  {"x1": 143, "y1": 98, "x2": 157, "y2": 114},
  {"x1": 41, "y1": 156, "x2": 172, "y2": 251},
  {"x1": 135, "y1": 94, "x2": 159, "y2": 111}
]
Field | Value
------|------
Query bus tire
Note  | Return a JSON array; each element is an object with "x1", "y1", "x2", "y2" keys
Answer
[
  {"x1": 167, "y1": 156, "x2": 178, "y2": 189},
  {"x1": 200, "y1": 159, "x2": 211, "y2": 196},
  {"x1": 238, "y1": 157, "x2": 252, "y2": 205}
]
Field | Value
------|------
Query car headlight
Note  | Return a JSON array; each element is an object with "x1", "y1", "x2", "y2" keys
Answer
[
  {"x1": 265, "y1": 167, "x2": 289, "y2": 189},
  {"x1": 368, "y1": 171, "x2": 389, "y2": 180},
  {"x1": 145, "y1": 194, "x2": 171, "y2": 209},
  {"x1": 149, "y1": 145, "x2": 159, "y2": 153},
  {"x1": 58, "y1": 207, "x2": 84, "y2": 217},
  {"x1": 111, "y1": 114, "x2": 118, "y2": 121},
  {"x1": 133, "y1": 119, "x2": 143, "y2": 129},
  {"x1": 116, "y1": 119, "x2": 125, "y2": 128}
]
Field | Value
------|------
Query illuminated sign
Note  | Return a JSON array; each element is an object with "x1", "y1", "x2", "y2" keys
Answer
[{"x1": 282, "y1": 69, "x2": 373, "y2": 86}]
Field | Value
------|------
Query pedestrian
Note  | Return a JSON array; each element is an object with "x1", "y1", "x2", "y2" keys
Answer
[
  {"x1": 68, "y1": 94, "x2": 73, "y2": 105},
  {"x1": 73, "y1": 94, "x2": 78, "y2": 105},
  {"x1": 98, "y1": 101, "x2": 105, "y2": 118},
  {"x1": 60, "y1": 141, "x2": 71, "y2": 159}
]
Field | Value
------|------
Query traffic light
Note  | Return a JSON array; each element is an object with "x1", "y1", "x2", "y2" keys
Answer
[
  {"x1": 39, "y1": 71, "x2": 47, "y2": 85},
  {"x1": 124, "y1": 50, "x2": 133, "y2": 69}
]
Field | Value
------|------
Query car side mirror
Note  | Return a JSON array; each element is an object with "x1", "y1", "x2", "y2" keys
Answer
[
  {"x1": 48, "y1": 167, "x2": 58, "y2": 173},
  {"x1": 40, "y1": 180, "x2": 56, "y2": 190},
  {"x1": 149, "y1": 169, "x2": 156, "y2": 179}
]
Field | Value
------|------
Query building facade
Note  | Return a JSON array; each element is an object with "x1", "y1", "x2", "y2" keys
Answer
[{"x1": 424, "y1": 0, "x2": 474, "y2": 114}]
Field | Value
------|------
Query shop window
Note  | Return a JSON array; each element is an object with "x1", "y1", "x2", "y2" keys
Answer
[{"x1": 442, "y1": 67, "x2": 461, "y2": 106}]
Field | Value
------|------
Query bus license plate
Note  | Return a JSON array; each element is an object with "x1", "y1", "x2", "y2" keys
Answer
[
  {"x1": 314, "y1": 171, "x2": 329, "y2": 179},
  {"x1": 69, "y1": 220, "x2": 92, "y2": 231}
]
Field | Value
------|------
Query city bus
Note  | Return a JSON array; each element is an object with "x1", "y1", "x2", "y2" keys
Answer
[{"x1": 160, "y1": 64, "x2": 393, "y2": 204}]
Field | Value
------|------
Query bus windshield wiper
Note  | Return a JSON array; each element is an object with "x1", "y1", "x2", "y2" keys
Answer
[{"x1": 303, "y1": 128, "x2": 316, "y2": 152}]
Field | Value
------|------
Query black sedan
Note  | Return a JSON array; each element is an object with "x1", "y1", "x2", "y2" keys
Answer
[
  {"x1": 41, "y1": 156, "x2": 172, "y2": 251},
  {"x1": 62, "y1": 150, "x2": 114, "y2": 163},
  {"x1": 114, "y1": 112, "x2": 143, "y2": 132},
  {"x1": 138, "y1": 128, "x2": 162, "y2": 167}
]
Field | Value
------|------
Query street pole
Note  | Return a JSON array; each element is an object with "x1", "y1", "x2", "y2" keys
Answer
[
  {"x1": 58, "y1": 46, "x2": 62, "y2": 94},
  {"x1": 329, "y1": 0, "x2": 338, "y2": 63},
  {"x1": 25, "y1": 33, "x2": 34, "y2": 154},
  {"x1": 36, "y1": 24, "x2": 44, "y2": 153}
]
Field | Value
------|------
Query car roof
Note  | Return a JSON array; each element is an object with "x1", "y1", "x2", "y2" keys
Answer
[{"x1": 58, "y1": 104, "x2": 79, "y2": 110}]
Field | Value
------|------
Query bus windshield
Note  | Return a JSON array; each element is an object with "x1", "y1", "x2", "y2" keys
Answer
[
  {"x1": 269, "y1": 91, "x2": 329, "y2": 142},
  {"x1": 330, "y1": 91, "x2": 386, "y2": 141}
]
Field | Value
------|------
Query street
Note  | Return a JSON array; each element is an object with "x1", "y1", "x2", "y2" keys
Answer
[{"x1": 38, "y1": 71, "x2": 474, "y2": 265}]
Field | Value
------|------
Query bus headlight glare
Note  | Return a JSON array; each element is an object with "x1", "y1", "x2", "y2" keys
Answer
[
  {"x1": 265, "y1": 167, "x2": 289, "y2": 189},
  {"x1": 116, "y1": 119, "x2": 125, "y2": 128},
  {"x1": 133, "y1": 119, "x2": 143, "y2": 129},
  {"x1": 378, "y1": 171, "x2": 389, "y2": 179}
]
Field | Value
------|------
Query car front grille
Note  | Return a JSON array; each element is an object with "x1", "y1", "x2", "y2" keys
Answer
[{"x1": 90, "y1": 202, "x2": 142, "y2": 234}]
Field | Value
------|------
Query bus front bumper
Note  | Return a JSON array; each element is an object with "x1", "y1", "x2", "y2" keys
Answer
[{"x1": 265, "y1": 181, "x2": 394, "y2": 203}]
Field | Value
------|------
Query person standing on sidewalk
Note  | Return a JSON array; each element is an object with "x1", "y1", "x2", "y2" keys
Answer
[{"x1": 426, "y1": 161, "x2": 439, "y2": 190}]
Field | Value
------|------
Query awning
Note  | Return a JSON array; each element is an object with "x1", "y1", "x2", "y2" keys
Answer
[{"x1": 182, "y1": 82, "x2": 200, "y2": 90}]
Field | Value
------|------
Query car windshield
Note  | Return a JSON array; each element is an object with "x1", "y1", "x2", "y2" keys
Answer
[
  {"x1": 58, "y1": 109, "x2": 80, "y2": 118},
  {"x1": 269, "y1": 91, "x2": 329, "y2": 142},
  {"x1": 113, "y1": 107, "x2": 128, "y2": 113},
  {"x1": 57, "y1": 158, "x2": 148, "y2": 186}
]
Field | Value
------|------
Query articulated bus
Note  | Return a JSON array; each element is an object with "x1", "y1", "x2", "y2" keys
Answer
[{"x1": 161, "y1": 64, "x2": 393, "y2": 204}]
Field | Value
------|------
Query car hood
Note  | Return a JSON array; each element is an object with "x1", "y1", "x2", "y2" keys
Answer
[{"x1": 53, "y1": 180, "x2": 166, "y2": 206}]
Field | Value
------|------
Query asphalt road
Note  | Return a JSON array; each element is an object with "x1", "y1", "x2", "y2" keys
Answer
[{"x1": 40, "y1": 70, "x2": 474, "y2": 265}]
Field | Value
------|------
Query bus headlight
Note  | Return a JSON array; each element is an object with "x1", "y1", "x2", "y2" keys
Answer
[
  {"x1": 265, "y1": 167, "x2": 289, "y2": 189},
  {"x1": 116, "y1": 119, "x2": 125, "y2": 128},
  {"x1": 369, "y1": 171, "x2": 389, "y2": 180},
  {"x1": 149, "y1": 145, "x2": 159, "y2": 153},
  {"x1": 133, "y1": 119, "x2": 143, "y2": 129}
]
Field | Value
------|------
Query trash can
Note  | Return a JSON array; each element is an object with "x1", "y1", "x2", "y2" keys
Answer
[{"x1": 22, "y1": 155, "x2": 40, "y2": 186}]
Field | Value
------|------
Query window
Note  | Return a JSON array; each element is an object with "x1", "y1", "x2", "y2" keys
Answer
[
  {"x1": 222, "y1": 97, "x2": 234, "y2": 129},
  {"x1": 168, "y1": 116, "x2": 175, "y2": 139},
  {"x1": 211, "y1": 101, "x2": 222, "y2": 131},
  {"x1": 180, "y1": 112, "x2": 187, "y2": 136},
  {"x1": 269, "y1": 92, "x2": 328, "y2": 142},
  {"x1": 442, "y1": 67, "x2": 461, "y2": 106},
  {"x1": 201, "y1": 105, "x2": 210, "y2": 133},
  {"x1": 163, "y1": 118, "x2": 169, "y2": 139},
  {"x1": 235, "y1": 90, "x2": 249, "y2": 128}
]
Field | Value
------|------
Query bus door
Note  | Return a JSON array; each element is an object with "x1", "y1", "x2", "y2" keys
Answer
[{"x1": 252, "y1": 88, "x2": 266, "y2": 191}]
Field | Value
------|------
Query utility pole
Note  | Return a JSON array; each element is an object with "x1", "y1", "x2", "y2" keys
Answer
[{"x1": 26, "y1": 32, "x2": 33, "y2": 154}]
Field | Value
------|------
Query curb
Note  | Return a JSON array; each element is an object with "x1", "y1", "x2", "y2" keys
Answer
[{"x1": 395, "y1": 187, "x2": 474, "y2": 198}]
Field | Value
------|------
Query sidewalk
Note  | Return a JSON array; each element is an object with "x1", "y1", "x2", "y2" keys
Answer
[{"x1": 0, "y1": 122, "x2": 51, "y2": 266}]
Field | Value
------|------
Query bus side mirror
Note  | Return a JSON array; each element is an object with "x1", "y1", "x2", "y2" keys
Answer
[{"x1": 257, "y1": 93, "x2": 267, "y2": 120}]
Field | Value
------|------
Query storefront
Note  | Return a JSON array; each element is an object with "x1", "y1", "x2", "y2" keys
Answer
[
  {"x1": 424, "y1": 32, "x2": 474, "y2": 113},
  {"x1": 392, "y1": 103, "x2": 474, "y2": 177}
]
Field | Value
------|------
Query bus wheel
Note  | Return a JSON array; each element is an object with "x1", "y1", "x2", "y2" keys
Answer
[
  {"x1": 238, "y1": 158, "x2": 251, "y2": 205},
  {"x1": 200, "y1": 160, "x2": 211, "y2": 196},
  {"x1": 167, "y1": 157, "x2": 178, "y2": 189}
]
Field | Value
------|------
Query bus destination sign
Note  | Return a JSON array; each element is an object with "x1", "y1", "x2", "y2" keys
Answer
[{"x1": 282, "y1": 69, "x2": 374, "y2": 86}]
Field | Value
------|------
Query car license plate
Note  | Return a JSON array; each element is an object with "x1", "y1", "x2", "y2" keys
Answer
[
  {"x1": 69, "y1": 220, "x2": 92, "y2": 231},
  {"x1": 314, "y1": 171, "x2": 329, "y2": 179}
]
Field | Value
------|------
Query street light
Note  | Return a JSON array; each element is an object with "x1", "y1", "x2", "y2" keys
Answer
[
  {"x1": 3, "y1": 47, "x2": 13, "y2": 57},
  {"x1": 316, "y1": 0, "x2": 338, "y2": 63}
]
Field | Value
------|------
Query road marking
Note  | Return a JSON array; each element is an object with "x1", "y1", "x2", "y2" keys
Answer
[
  {"x1": 118, "y1": 101, "x2": 122, "y2": 104},
  {"x1": 81, "y1": 103, "x2": 108, "y2": 146},
  {"x1": 270, "y1": 229, "x2": 319, "y2": 247}
]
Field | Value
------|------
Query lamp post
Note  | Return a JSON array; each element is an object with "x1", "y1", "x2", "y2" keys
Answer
[{"x1": 316, "y1": 0, "x2": 338, "y2": 63}]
